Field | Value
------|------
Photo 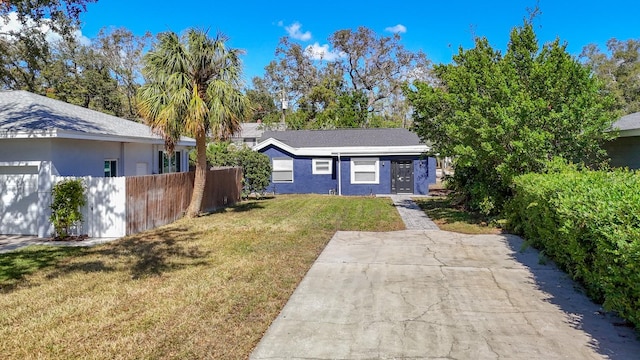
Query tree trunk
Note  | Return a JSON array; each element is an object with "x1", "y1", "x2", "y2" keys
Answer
[{"x1": 187, "y1": 130, "x2": 207, "y2": 217}]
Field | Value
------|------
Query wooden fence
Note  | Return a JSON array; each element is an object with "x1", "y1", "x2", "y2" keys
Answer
[{"x1": 125, "y1": 167, "x2": 242, "y2": 235}]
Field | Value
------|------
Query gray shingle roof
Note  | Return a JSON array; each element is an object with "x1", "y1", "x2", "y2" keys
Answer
[
  {"x1": 612, "y1": 112, "x2": 640, "y2": 132},
  {"x1": 0, "y1": 90, "x2": 194, "y2": 145},
  {"x1": 260, "y1": 128, "x2": 424, "y2": 148}
]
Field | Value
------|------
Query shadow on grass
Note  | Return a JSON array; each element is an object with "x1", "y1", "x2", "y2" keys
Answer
[
  {"x1": 415, "y1": 198, "x2": 490, "y2": 225},
  {"x1": 231, "y1": 201, "x2": 265, "y2": 213},
  {"x1": 0, "y1": 226, "x2": 215, "y2": 293},
  {"x1": 60, "y1": 226, "x2": 212, "y2": 280},
  {"x1": 0, "y1": 246, "x2": 84, "y2": 292}
]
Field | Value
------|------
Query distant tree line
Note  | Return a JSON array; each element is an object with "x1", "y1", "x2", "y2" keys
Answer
[{"x1": 1, "y1": 1, "x2": 638, "y2": 128}]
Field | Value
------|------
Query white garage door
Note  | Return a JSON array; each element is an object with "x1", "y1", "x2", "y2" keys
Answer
[{"x1": 0, "y1": 166, "x2": 39, "y2": 235}]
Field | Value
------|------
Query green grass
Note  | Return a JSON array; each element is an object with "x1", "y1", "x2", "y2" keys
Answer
[
  {"x1": 0, "y1": 246, "x2": 83, "y2": 289},
  {"x1": 0, "y1": 195, "x2": 403, "y2": 359},
  {"x1": 414, "y1": 197, "x2": 503, "y2": 234}
]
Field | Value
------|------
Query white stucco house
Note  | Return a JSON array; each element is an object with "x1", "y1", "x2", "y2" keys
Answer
[
  {"x1": 231, "y1": 122, "x2": 265, "y2": 148},
  {"x1": 0, "y1": 90, "x2": 195, "y2": 236}
]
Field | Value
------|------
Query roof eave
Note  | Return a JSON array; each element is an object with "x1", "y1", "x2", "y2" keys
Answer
[
  {"x1": 617, "y1": 128, "x2": 640, "y2": 138},
  {"x1": 0, "y1": 128, "x2": 196, "y2": 147},
  {"x1": 0, "y1": 129, "x2": 57, "y2": 139},
  {"x1": 254, "y1": 138, "x2": 429, "y2": 156}
]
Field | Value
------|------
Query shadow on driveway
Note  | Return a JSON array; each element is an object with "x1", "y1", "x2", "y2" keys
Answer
[{"x1": 502, "y1": 234, "x2": 638, "y2": 359}]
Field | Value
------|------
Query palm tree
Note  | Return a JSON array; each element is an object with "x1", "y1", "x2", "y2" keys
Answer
[{"x1": 137, "y1": 29, "x2": 250, "y2": 217}]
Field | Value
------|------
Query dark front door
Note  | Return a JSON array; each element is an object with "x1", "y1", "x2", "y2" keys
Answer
[{"x1": 391, "y1": 160, "x2": 414, "y2": 194}]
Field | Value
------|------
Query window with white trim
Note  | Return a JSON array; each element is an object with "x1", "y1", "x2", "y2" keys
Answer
[
  {"x1": 272, "y1": 158, "x2": 293, "y2": 182},
  {"x1": 350, "y1": 157, "x2": 379, "y2": 184},
  {"x1": 312, "y1": 158, "x2": 332, "y2": 175}
]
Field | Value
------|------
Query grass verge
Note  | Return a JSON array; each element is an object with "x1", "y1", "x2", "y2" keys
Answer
[
  {"x1": 0, "y1": 195, "x2": 403, "y2": 359},
  {"x1": 414, "y1": 197, "x2": 502, "y2": 234}
]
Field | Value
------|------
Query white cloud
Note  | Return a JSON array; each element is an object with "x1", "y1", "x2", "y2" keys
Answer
[
  {"x1": 0, "y1": 12, "x2": 23, "y2": 33},
  {"x1": 46, "y1": 29, "x2": 92, "y2": 46},
  {"x1": 385, "y1": 24, "x2": 407, "y2": 34},
  {"x1": 284, "y1": 21, "x2": 312, "y2": 41},
  {"x1": 304, "y1": 43, "x2": 345, "y2": 62},
  {"x1": 0, "y1": 12, "x2": 90, "y2": 45}
]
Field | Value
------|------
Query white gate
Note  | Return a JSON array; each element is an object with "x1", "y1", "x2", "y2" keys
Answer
[
  {"x1": 82, "y1": 176, "x2": 126, "y2": 238},
  {"x1": 0, "y1": 169, "x2": 39, "y2": 235},
  {"x1": 53, "y1": 176, "x2": 127, "y2": 238}
]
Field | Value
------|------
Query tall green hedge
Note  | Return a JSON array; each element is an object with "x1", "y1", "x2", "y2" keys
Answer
[{"x1": 506, "y1": 168, "x2": 640, "y2": 328}]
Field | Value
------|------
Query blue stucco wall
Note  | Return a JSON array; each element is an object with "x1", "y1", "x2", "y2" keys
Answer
[
  {"x1": 339, "y1": 156, "x2": 391, "y2": 196},
  {"x1": 259, "y1": 145, "x2": 436, "y2": 195},
  {"x1": 261, "y1": 146, "x2": 337, "y2": 194}
]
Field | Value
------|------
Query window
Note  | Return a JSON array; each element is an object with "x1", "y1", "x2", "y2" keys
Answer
[
  {"x1": 272, "y1": 158, "x2": 293, "y2": 182},
  {"x1": 350, "y1": 157, "x2": 379, "y2": 184},
  {"x1": 104, "y1": 160, "x2": 117, "y2": 177},
  {"x1": 158, "y1": 151, "x2": 182, "y2": 174},
  {"x1": 312, "y1": 158, "x2": 332, "y2": 175}
]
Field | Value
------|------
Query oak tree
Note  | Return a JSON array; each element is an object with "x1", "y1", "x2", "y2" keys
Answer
[
  {"x1": 0, "y1": 0, "x2": 96, "y2": 89},
  {"x1": 257, "y1": 26, "x2": 429, "y2": 129},
  {"x1": 581, "y1": 38, "x2": 640, "y2": 113}
]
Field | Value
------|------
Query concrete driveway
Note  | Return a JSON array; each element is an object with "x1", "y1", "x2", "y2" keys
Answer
[{"x1": 251, "y1": 230, "x2": 640, "y2": 359}]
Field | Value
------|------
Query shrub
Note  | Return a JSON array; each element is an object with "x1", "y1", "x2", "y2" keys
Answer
[
  {"x1": 505, "y1": 166, "x2": 640, "y2": 327},
  {"x1": 50, "y1": 179, "x2": 86, "y2": 239},
  {"x1": 204, "y1": 142, "x2": 271, "y2": 198},
  {"x1": 232, "y1": 148, "x2": 272, "y2": 198}
]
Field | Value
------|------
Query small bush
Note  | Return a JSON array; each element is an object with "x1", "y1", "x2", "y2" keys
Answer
[
  {"x1": 50, "y1": 179, "x2": 86, "y2": 239},
  {"x1": 505, "y1": 166, "x2": 640, "y2": 328}
]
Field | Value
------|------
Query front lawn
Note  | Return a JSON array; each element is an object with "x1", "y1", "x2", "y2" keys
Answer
[{"x1": 0, "y1": 195, "x2": 403, "y2": 359}]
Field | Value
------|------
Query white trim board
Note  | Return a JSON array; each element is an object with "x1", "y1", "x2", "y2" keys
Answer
[{"x1": 254, "y1": 137, "x2": 429, "y2": 156}]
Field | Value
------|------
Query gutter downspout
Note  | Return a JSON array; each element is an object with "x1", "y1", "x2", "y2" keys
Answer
[
  {"x1": 337, "y1": 152, "x2": 342, "y2": 196},
  {"x1": 120, "y1": 142, "x2": 125, "y2": 176}
]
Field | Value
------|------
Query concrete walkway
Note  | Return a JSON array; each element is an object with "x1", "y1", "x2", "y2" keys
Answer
[
  {"x1": 0, "y1": 235, "x2": 119, "y2": 254},
  {"x1": 388, "y1": 194, "x2": 440, "y2": 230},
  {"x1": 252, "y1": 231, "x2": 640, "y2": 357}
]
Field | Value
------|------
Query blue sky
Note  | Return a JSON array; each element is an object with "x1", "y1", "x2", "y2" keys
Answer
[{"x1": 79, "y1": 0, "x2": 639, "y2": 84}]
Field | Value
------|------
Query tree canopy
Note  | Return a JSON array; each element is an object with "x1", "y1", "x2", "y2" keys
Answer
[
  {"x1": 254, "y1": 26, "x2": 430, "y2": 129},
  {"x1": 0, "y1": 0, "x2": 96, "y2": 89},
  {"x1": 5, "y1": 26, "x2": 149, "y2": 119},
  {"x1": 581, "y1": 38, "x2": 640, "y2": 114},
  {"x1": 406, "y1": 20, "x2": 617, "y2": 214},
  {"x1": 0, "y1": 0, "x2": 94, "y2": 29}
]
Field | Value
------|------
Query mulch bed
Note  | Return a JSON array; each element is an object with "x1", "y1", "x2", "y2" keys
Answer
[{"x1": 50, "y1": 235, "x2": 89, "y2": 242}]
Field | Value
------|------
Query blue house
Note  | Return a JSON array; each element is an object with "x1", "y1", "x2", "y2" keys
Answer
[{"x1": 253, "y1": 128, "x2": 436, "y2": 195}]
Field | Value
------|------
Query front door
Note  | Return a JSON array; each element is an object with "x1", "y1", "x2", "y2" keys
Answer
[{"x1": 391, "y1": 160, "x2": 414, "y2": 194}]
